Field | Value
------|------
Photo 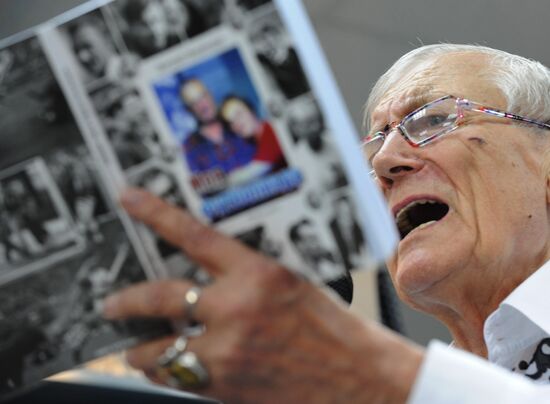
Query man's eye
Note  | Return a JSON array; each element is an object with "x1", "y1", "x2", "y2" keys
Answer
[
  {"x1": 404, "y1": 112, "x2": 455, "y2": 138},
  {"x1": 426, "y1": 114, "x2": 447, "y2": 126}
]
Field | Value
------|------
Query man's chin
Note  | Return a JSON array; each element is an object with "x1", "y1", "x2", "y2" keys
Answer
[{"x1": 391, "y1": 254, "x2": 455, "y2": 301}]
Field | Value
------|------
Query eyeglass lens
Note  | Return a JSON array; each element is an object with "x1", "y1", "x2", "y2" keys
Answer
[
  {"x1": 402, "y1": 97, "x2": 458, "y2": 143},
  {"x1": 362, "y1": 97, "x2": 459, "y2": 166}
]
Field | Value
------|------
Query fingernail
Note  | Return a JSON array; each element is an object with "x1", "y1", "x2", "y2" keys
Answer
[
  {"x1": 102, "y1": 295, "x2": 118, "y2": 319},
  {"x1": 121, "y1": 188, "x2": 144, "y2": 207}
]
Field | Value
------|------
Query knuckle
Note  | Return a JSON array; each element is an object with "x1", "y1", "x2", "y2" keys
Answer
[
  {"x1": 225, "y1": 302, "x2": 255, "y2": 324},
  {"x1": 184, "y1": 220, "x2": 218, "y2": 252},
  {"x1": 212, "y1": 295, "x2": 259, "y2": 335},
  {"x1": 217, "y1": 337, "x2": 247, "y2": 370},
  {"x1": 253, "y1": 259, "x2": 300, "y2": 292}
]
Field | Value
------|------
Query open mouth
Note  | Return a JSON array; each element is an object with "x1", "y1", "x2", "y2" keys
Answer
[{"x1": 395, "y1": 199, "x2": 449, "y2": 240}]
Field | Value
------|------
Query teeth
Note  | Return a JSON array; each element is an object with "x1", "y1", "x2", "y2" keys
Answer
[
  {"x1": 412, "y1": 220, "x2": 436, "y2": 232},
  {"x1": 395, "y1": 199, "x2": 436, "y2": 222},
  {"x1": 395, "y1": 199, "x2": 441, "y2": 239},
  {"x1": 396, "y1": 210, "x2": 413, "y2": 235}
]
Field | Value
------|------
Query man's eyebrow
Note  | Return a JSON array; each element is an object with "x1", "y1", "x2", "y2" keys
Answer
[
  {"x1": 400, "y1": 93, "x2": 439, "y2": 115},
  {"x1": 369, "y1": 92, "x2": 445, "y2": 134}
]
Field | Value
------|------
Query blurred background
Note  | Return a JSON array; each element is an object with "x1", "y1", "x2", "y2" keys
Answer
[{"x1": 2, "y1": 0, "x2": 547, "y2": 347}]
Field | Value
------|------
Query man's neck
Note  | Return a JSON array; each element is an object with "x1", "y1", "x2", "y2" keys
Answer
[
  {"x1": 200, "y1": 122, "x2": 224, "y2": 144},
  {"x1": 443, "y1": 310, "x2": 489, "y2": 358},
  {"x1": 401, "y1": 257, "x2": 547, "y2": 359}
]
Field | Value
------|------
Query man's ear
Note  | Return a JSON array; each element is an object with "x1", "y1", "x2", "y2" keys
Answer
[{"x1": 542, "y1": 148, "x2": 550, "y2": 205}]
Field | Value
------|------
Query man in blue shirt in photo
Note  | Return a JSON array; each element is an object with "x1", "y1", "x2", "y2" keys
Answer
[{"x1": 180, "y1": 79, "x2": 257, "y2": 195}]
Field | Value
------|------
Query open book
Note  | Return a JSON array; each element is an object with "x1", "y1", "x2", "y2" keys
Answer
[{"x1": 0, "y1": 0, "x2": 397, "y2": 397}]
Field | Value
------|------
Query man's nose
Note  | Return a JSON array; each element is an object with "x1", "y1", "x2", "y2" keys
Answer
[{"x1": 371, "y1": 129, "x2": 425, "y2": 190}]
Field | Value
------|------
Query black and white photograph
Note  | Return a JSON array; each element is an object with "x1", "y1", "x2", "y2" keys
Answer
[
  {"x1": 61, "y1": 9, "x2": 138, "y2": 88},
  {"x1": 0, "y1": 38, "x2": 47, "y2": 98},
  {"x1": 127, "y1": 160, "x2": 186, "y2": 208},
  {"x1": 288, "y1": 218, "x2": 343, "y2": 280},
  {"x1": 45, "y1": 146, "x2": 110, "y2": 244},
  {"x1": 305, "y1": 159, "x2": 349, "y2": 211},
  {"x1": 0, "y1": 0, "x2": 388, "y2": 398},
  {"x1": 236, "y1": 225, "x2": 283, "y2": 259},
  {"x1": 325, "y1": 162, "x2": 348, "y2": 190},
  {"x1": 328, "y1": 195, "x2": 365, "y2": 270},
  {"x1": 93, "y1": 87, "x2": 164, "y2": 170},
  {"x1": 0, "y1": 48, "x2": 14, "y2": 94},
  {"x1": 287, "y1": 94, "x2": 326, "y2": 152},
  {"x1": 0, "y1": 233, "x2": 170, "y2": 395},
  {"x1": 127, "y1": 160, "x2": 189, "y2": 260},
  {"x1": 248, "y1": 11, "x2": 310, "y2": 100},
  {"x1": 187, "y1": 0, "x2": 226, "y2": 28},
  {"x1": 235, "y1": 0, "x2": 272, "y2": 12},
  {"x1": 109, "y1": 0, "x2": 222, "y2": 58},
  {"x1": 0, "y1": 33, "x2": 167, "y2": 395},
  {"x1": 0, "y1": 159, "x2": 82, "y2": 276}
]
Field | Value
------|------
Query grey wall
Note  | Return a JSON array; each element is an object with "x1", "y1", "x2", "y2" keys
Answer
[{"x1": 3, "y1": 0, "x2": 548, "y2": 346}]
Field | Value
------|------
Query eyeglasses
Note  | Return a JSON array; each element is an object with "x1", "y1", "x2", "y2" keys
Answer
[{"x1": 362, "y1": 94, "x2": 550, "y2": 171}]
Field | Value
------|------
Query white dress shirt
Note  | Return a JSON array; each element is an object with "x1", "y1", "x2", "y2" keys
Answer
[{"x1": 408, "y1": 260, "x2": 550, "y2": 403}]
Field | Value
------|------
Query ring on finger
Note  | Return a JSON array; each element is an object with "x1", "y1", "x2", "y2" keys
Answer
[
  {"x1": 157, "y1": 335, "x2": 188, "y2": 368},
  {"x1": 157, "y1": 336, "x2": 209, "y2": 390},
  {"x1": 164, "y1": 350, "x2": 210, "y2": 390},
  {"x1": 183, "y1": 286, "x2": 202, "y2": 322}
]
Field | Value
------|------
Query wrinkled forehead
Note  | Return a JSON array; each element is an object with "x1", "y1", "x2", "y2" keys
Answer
[{"x1": 370, "y1": 53, "x2": 506, "y2": 130}]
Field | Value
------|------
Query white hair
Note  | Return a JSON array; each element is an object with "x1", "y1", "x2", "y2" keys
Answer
[{"x1": 363, "y1": 44, "x2": 550, "y2": 134}]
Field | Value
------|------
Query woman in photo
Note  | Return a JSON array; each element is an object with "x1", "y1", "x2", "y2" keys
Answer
[{"x1": 220, "y1": 95, "x2": 287, "y2": 186}]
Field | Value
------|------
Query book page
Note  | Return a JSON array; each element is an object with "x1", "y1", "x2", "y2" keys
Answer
[
  {"x1": 0, "y1": 32, "x2": 170, "y2": 398},
  {"x1": 0, "y1": 0, "x2": 397, "y2": 396},
  {"x1": 40, "y1": 0, "x2": 386, "y2": 283}
]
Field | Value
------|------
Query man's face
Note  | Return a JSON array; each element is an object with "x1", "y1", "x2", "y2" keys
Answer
[
  {"x1": 296, "y1": 224, "x2": 324, "y2": 257},
  {"x1": 370, "y1": 53, "x2": 550, "y2": 309},
  {"x1": 253, "y1": 24, "x2": 289, "y2": 64},
  {"x1": 73, "y1": 24, "x2": 111, "y2": 77},
  {"x1": 181, "y1": 82, "x2": 218, "y2": 124},
  {"x1": 7, "y1": 179, "x2": 25, "y2": 197},
  {"x1": 162, "y1": 0, "x2": 189, "y2": 34},
  {"x1": 289, "y1": 100, "x2": 323, "y2": 139},
  {"x1": 143, "y1": 1, "x2": 170, "y2": 48}
]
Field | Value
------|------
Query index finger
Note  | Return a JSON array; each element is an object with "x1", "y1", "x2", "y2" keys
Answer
[{"x1": 121, "y1": 188, "x2": 262, "y2": 277}]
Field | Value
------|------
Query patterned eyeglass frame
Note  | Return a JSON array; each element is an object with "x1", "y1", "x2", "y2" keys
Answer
[{"x1": 363, "y1": 94, "x2": 550, "y2": 176}]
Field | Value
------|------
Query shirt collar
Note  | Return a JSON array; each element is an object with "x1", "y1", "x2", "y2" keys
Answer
[
  {"x1": 500, "y1": 259, "x2": 550, "y2": 335},
  {"x1": 484, "y1": 259, "x2": 550, "y2": 362}
]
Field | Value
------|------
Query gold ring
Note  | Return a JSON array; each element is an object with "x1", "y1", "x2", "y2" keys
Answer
[
  {"x1": 157, "y1": 336, "x2": 188, "y2": 368},
  {"x1": 160, "y1": 350, "x2": 210, "y2": 390}
]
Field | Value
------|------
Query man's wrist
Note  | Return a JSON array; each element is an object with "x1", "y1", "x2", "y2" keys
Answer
[{"x1": 355, "y1": 323, "x2": 424, "y2": 403}]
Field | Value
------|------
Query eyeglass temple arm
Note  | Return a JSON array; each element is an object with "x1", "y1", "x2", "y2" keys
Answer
[{"x1": 465, "y1": 102, "x2": 550, "y2": 131}]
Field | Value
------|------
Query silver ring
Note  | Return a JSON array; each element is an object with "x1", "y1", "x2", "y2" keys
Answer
[
  {"x1": 183, "y1": 286, "x2": 202, "y2": 321},
  {"x1": 157, "y1": 336, "x2": 188, "y2": 368}
]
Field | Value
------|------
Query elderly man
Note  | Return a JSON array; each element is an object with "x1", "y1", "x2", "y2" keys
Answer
[{"x1": 103, "y1": 44, "x2": 550, "y2": 403}]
